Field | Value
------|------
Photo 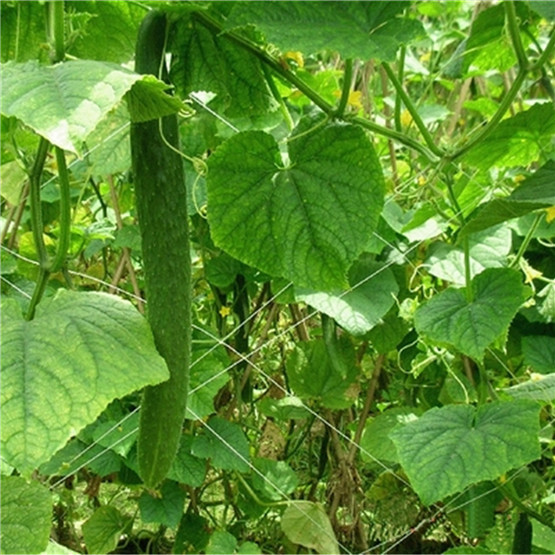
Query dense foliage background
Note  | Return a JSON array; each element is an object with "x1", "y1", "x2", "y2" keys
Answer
[{"x1": 1, "y1": 1, "x2": 554, "y2": 554}]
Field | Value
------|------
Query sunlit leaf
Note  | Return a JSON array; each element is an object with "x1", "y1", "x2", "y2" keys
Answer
[
  {"x1": 1, "y1": 290, "x2": 169, "y2": 473},
  {"x1": 390, "y1": 401, "x2": 541, "y2": 505}
]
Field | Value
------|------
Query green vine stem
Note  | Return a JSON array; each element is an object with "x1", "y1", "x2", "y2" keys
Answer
[
  {"x1": 48, "y1": 0, "x2": 65, "y2": 63},
  {"x1": 394, "y1": 47, "x2": 406, "y2": 132},
  {"x1": 447, "y1": 2, "x2": 555, "y2": 162},
  {"x1": 381, "y1": 61, "x2": 444, "y2": 158},
  {"x1": 49, "y1": 147, "x2": 72, "y2": 273},
  {"x1": 335, "y1": 58, "x2": 353, "y2": 117}
]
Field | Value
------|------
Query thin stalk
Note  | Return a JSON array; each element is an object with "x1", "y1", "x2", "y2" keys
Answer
[
  {"x1": 505, "y1": 1, "x2": 529, "y2": 70},
  {"x1": 530, "y1": 26, "x2": 555, "y2": 71},
  {"x1": 26, "y1": 269, "x2": 50, "y2": 320},
  {"x1": 382, "y1": 62, "x2": 444, "y2": 157},
  {"x1": 450, "y1": 69, "x2": 526, "y2": 161},
  {"x1": 49, "y1": 147, "x2": 71, "y2": 273},
  {"x1": 394, "y1": 47, "x2": 406, "y2": 132},
  {"x1": 510, "y1": 212, "x2": 543, "y2": 269},
  {"x1": 463, "y1": 237, "x2": 473, "y2": 303},
  {"x1": 335, "y1": 58, "x2": 353, "y2": 117},
  {"x1": 262, "y1": 63, "x2": 294, "y2": 131},
  {"x1": 48, "y1": 0, "x2": 65, "y2": 63}
]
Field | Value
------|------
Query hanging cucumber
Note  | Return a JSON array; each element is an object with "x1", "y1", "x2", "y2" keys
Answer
[{"x1": 130, "y1": 10, "x2": 191, "y2": 488}]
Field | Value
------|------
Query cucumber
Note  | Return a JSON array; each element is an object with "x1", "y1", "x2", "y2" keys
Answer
[{"x1": 130, "y1": 10, "x2": 191, "y2": 488}]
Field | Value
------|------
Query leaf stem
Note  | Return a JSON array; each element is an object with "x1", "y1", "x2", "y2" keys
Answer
[
  {"x1": 49, "y1": 147, "x2": 72, "y2": 273},
  {"x1": 463, "y1": 236, "x2": 473, "y2": 303},
  {"x1": 394, "y1": 47, "x2": 406, "y2": 132},
  {"x1": 335, "y1": 58, "x2": 353, "y2": 117},
  {"x1": 505, "y1": 1, "x2": 529, "y2": 70},
  {"x1": 48, "y1": 0, "x2": 65, "y2": 63},
  {"x1": 381, "y1": 62, "x2": 444, "y2": 158},
  {"x1": 510, "y1": 212, "x2": 543, "y2": 269}
]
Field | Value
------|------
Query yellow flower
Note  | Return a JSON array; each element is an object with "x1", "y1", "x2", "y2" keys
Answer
[
  {"x1": 545, "y1": 205, "x2": 555, "y2": 223},
  {"x1": 400, "y1": 109, "x2": 413, "y2": 127},
  {"x1": 219, "y1": 305, "x2": 232, "y2": 318},
  {"x1": 283, "y1": 51, "x2": 304, "y2": 68},
  {"x1": 332, "y1": 89, "x2": 363, "y2": 110}
]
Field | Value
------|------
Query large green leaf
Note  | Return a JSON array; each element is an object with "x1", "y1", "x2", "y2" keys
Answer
[
  {"x1": 139, "y1": 480, "x2": 186, "y2": 529},
  {"x1": 251, "y1": 458, "x2": 298, "y2": 502},
  {"x1": 464, "y1": 103, "x2": 555, "y2": 170},
  {"x1": 82, "y1": 506, "x2": 132, "y2": 555},
  {"x1": 170, "y1": 17, "x2": 277, "y2": 119},
  {"x1": 390, "y1": 400, "x2": 541, "y2": 505},
  {"x1": 207, "y1": 116, "x2": 385, "y2": 290},
  {"x1": 1, "y1": 290, "x2": 169, "y2": 473},
  {"x1": 460, "y1": 161, "x2": 555, "y2": 236},
  {"x1": 226, "y1": 2, "x2": 423, "y2": 61},
  {"x1": 522, "y1": 335, "x2": 555, "y2": 374},
  {"x1": 281, "y1": 501, "x2": 339, "y2": 555},
  {"x1": 191, "y1": 416, "x2": 250, "y2": 472},
  {"x1": 504, "y1": 374, "x2": 555, "y2": 402},
  {"x1": 0, "y1": 476, "x2": 52, "y2": 555},
  {"x1": 414, "y1": 268, "x2": 528, "y2": 361},
  {"x1": 296, "y1": 259, "x2": 398, "y2": 336},
  {"x1": 0, "y1": 60, "x2": 183, "y2": 154}
]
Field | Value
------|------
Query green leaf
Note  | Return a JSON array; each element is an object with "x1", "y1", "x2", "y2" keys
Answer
[
  {"x1": 414, "y1": 268, "x2": 528, "y2": 361},
  {"x1": 206, "y1": 531, "x2": 237, "y2": 555},
  {"x1": 0, "y1": 160, "x2": 27, "y2": 205},
  {"x1": 191, "y1": 417, "x2": 250, "y2": 472},
  {"x1": 538, "y1": 282, "x2": 555, "y2": 323},
  {"x1": 65, "y1": 1, "x2": 145, "y2": 63},
  {"x1": 91, "y1": 412, "x2": 139, "y2": 457},
  {"x1": 186, "y1": 345, "x2": 230, "y2": 420},
  {"x1": 460, "y1": 4, "x2": 516, "y2": 75},
  {"x1": 41, "y1": 540, "x2": 79, "y2": 555},
  {"x1": 0, "y1": 476, "x2": 52, "y2": 555},
  {"x1": 251, "y1": 458, "x2": 298, "y2": 502},
  {"x1": 390, "y1": 400, "x2": 541, "y2": 505},
  {"x1": 522, "y1": 335, "x2": 555, "y2": 374},
  {"x1": 427, "y1": 225, "x2": 512, "y2": 286},
  {"x1": 170, "y1": 18, "x2": 277, "y2": 119},
  {"x1": 227, "y1": 2, "x2": 424, "y2": 62},
  {"x1": 360, "y1": 408, "x2": 420, "y2": 464},
  {"x1": 464, "y1": 103, "x2": 555, "y2": 170},
  {"x1": 281, "y1": 501, "x2": 339, "y2": 555},
  {"x1": 258, "y1": 396, "x2": 310, "y2": 421},
  {"x1": 296, "y1": 259, "x2": 398, "y2": 336},
  {"x1": 0, "y1": 3, "x2": 47, "y2": 63},
  {"x1": 86, "y1": 103, "x2": 131, "y2": 176},
  {"x1": 139, "y1": 480, "x2": 186, "y2": 529},
  {"x1": 0, "y1": 60, "x2": 182, "y2": 155},
  {"x1": 126, "y1": 75, "x2": 185, "y2": 123},
  {"x1": 504, "y1": 374, "x2": 555, "y2": 402},
  {"x1": 460, "y1": 161, "x2": 555, "y2": 236},
  {"x1": 167, "y1": 435, "x2": 206, "y2": 487},
  {"x1": 367, "y1": 312, "x2": 409, "y2": 353},
  {"x1": 174, "y1": 513, "x2": 210, "y2": 554},
  {"x1": 207, "y1": 116, "x2": 384, "y2": 290},
  {"x1": 287, "y1": 338, "x2": 358, "y2": 409},
  {"x1": 1, "y1": 290, "x2": 169, "y2": 473},
  {"x1": 82, "y1": 506, "x2": 132, "y2": 555}
]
